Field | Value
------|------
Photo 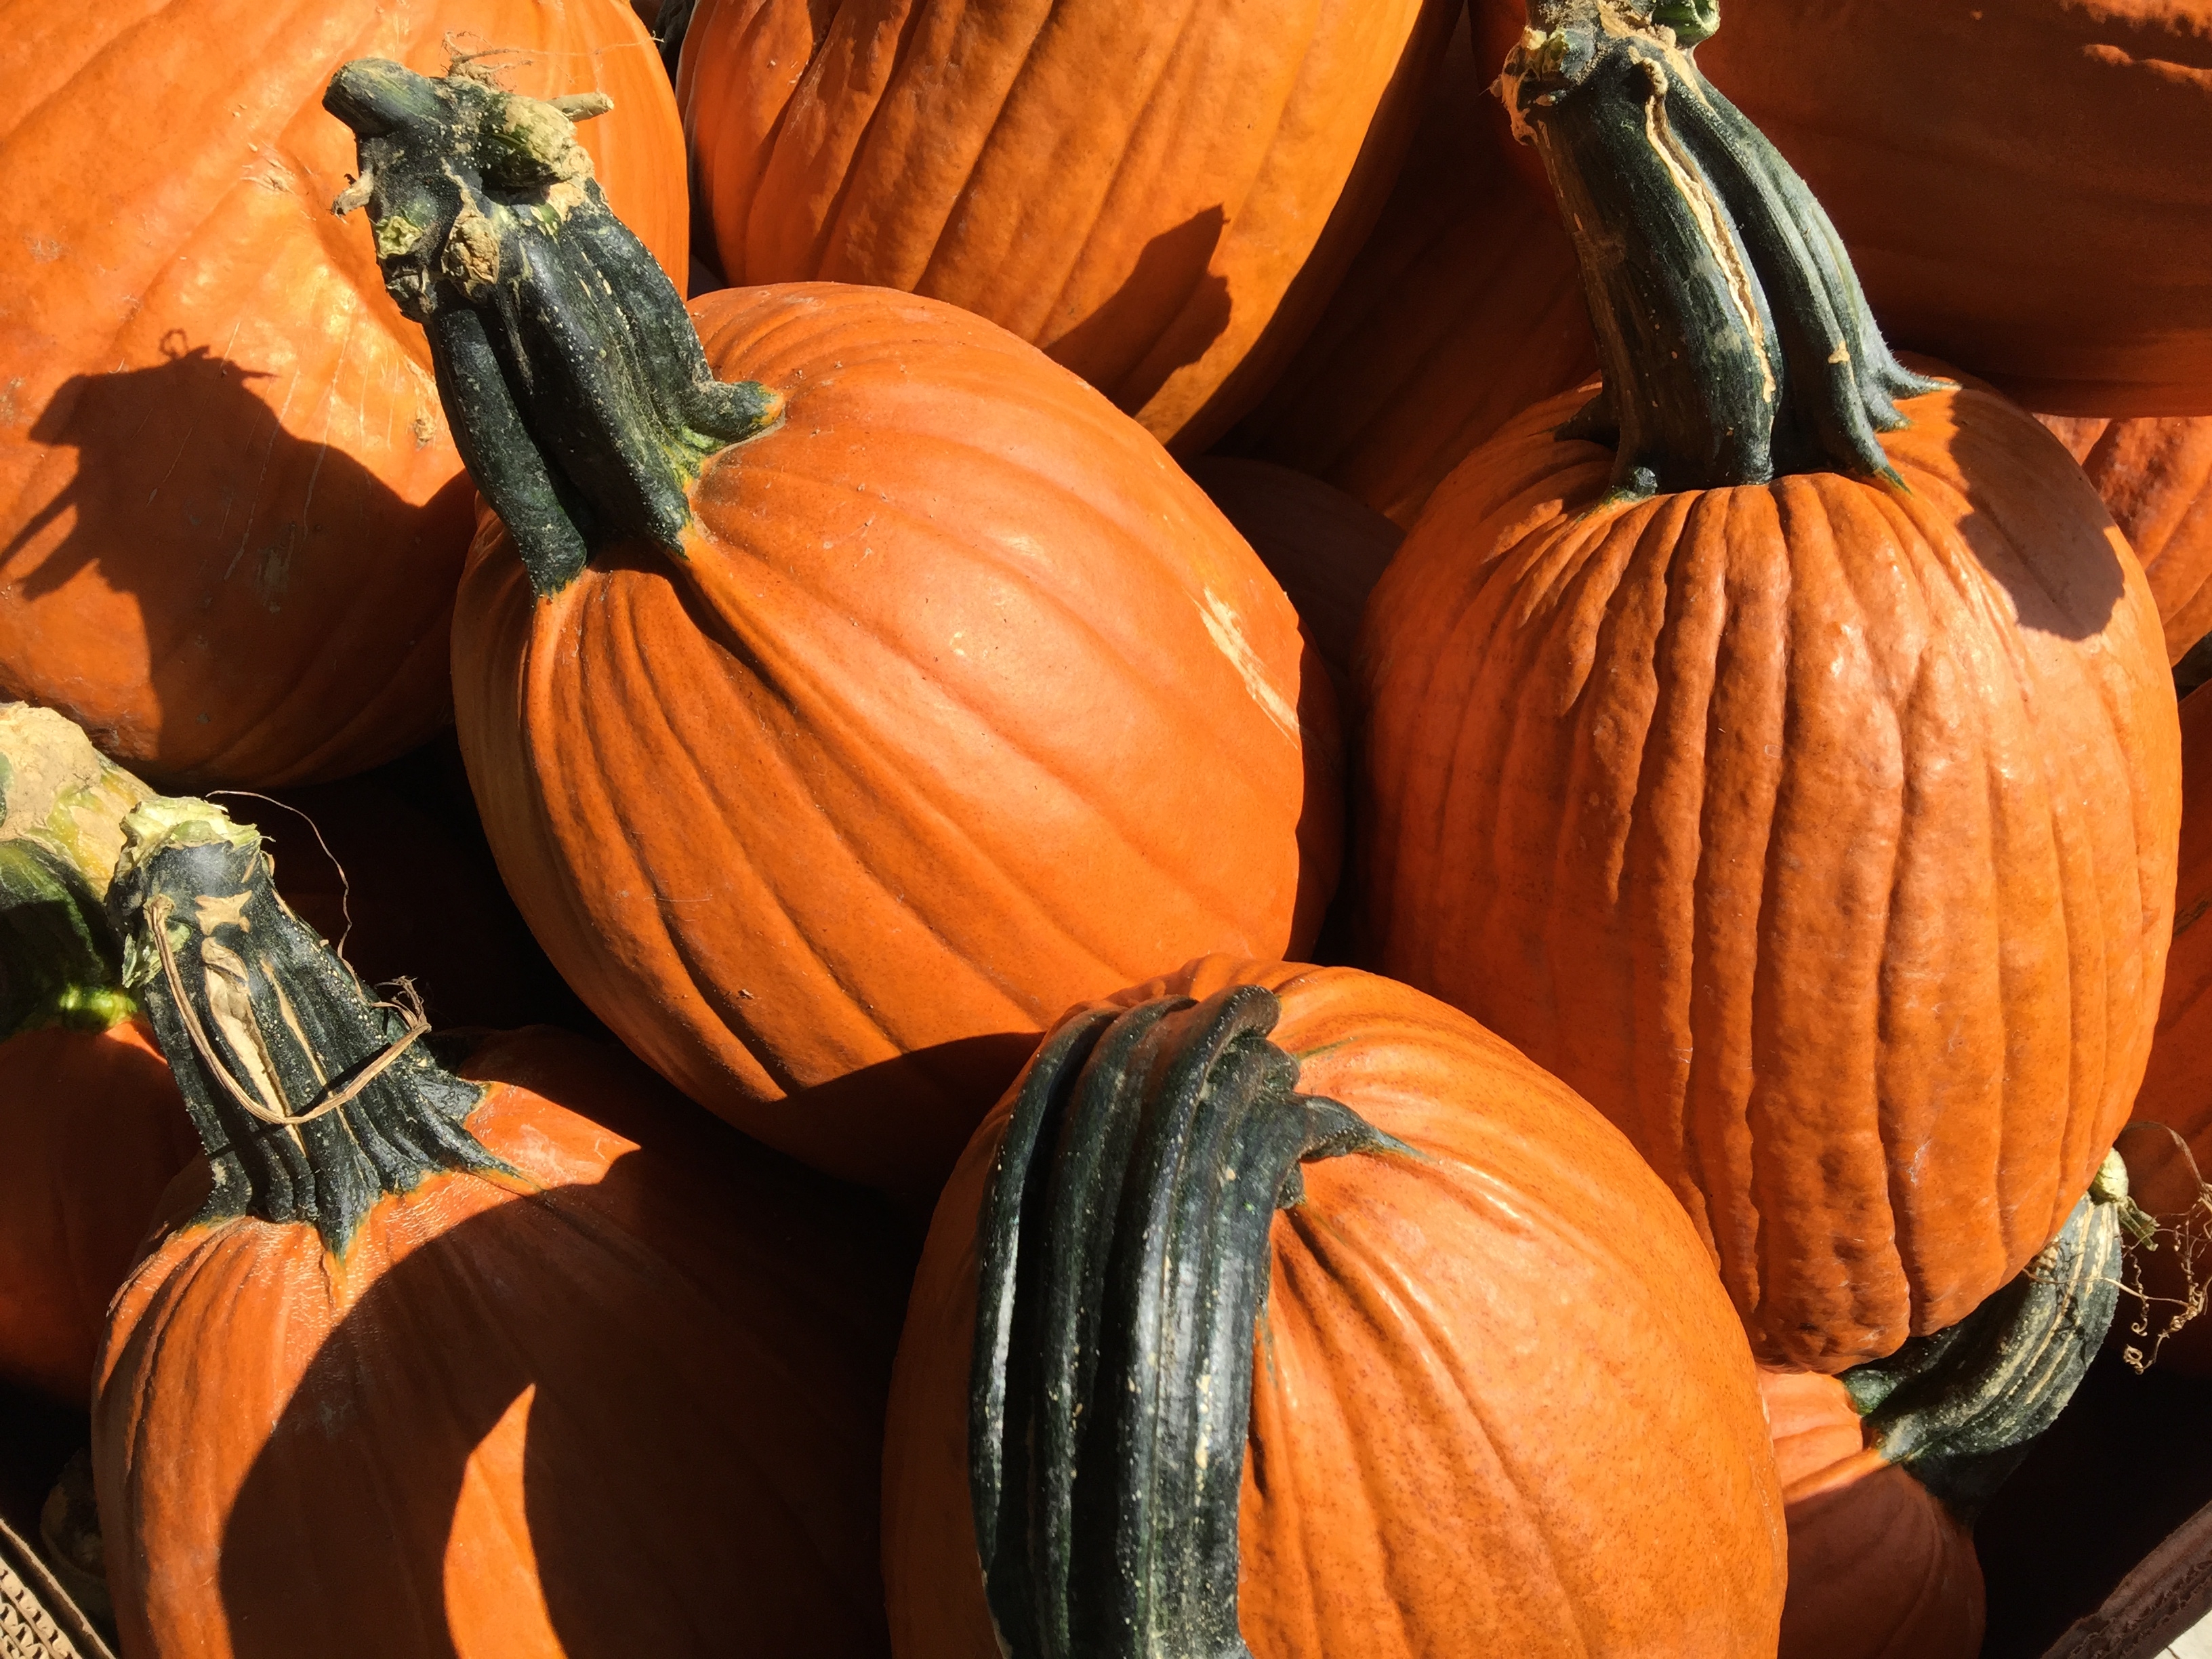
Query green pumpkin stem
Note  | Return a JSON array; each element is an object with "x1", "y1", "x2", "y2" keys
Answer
[
  {"x1": 970, "y1": 985, "x2": 1401, "y2": 1659},
  {"x1": 322, "y1": 57, "x2": 781, "y2": 598},
  {"x1": 1838, "y1": 1176, "x2": 2125, "y2": 1519},
  {"x1": 1499, "y1": 0, "x2": 1944, "y2": 498},
  {"x1": 107, "y1": 796, "x2": 499, "y2": 1256}
]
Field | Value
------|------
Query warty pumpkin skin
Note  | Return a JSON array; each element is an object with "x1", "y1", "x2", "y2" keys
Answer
[
  {"x1": 327, "y1": 64, "x2": 1342, "y2": 1204},
  {"x1": 1473, "y1": 0, "x2": 2212, "y2": 417},
  {"x1": 0, "y1": 705, "x2": 194, "y2": 1405},
  {"x1": 2040, "y1": 415, "x2": 2212, "y2": 668},
  {"x1": 1360, "y1": 3, "x2": 2182, "y2": 1372},
  {"x1": 675, "y1": 0, "x2": 1461, "y2": 453},
  {"x1": 1223, "y1": 10, "x2": 1595, "y2": 529},
  {"x1": 883, "y1": 956, "x2": 1788, "y2": 1659},
  {"x1": 1754, "y1": 1176, "x2": 2123, "y2": 1659},
  {"x1": 95, "y1": 799, "x2": 912, "y2": 1659},
  {"x1": 0, "y1": 0, "x2": 687, "y2": 787}
]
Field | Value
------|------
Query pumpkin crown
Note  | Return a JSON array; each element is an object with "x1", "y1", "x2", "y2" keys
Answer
[
  {"x1": 970, "y1": 985, "x2": 1401, "y2": 1659},
  {"x1": 108, "y1": 794, "x2": 498, "y2": 1254},
  {"x1": 324, "y1": 58, "x2": 783, "y2": 596},
  {"x1": 1839, "y1": 1181, "x2": 2124, "y2": 1518},
  {"x1": 1499, "y1": 0, "x2": 1944, "y2": 497}
]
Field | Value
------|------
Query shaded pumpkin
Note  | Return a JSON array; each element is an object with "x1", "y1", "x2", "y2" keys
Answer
[
  {"x1": 883, "y1": 956, "x2": 1788, "y2": 1659},
  {"x1": 675, "y1": 0, "x2": 1462, "y2": 451},
  {"x1": 96, "y1": 796, "x2": 914, "y2": 1659},
  {"x1": 1181, "y1": 456, "x2": 1402, "y2": 697},
  {"x1": 1359, "y1": 4, "x2": 2181, "y2": 1370},
  {"x1": 1223, "y1": 9, "x2": 1595, "y2": 527},
  {"x1": 1473, "y1": 0, "x2": 2212, "y2": 416},
  {"x1": 0, "y1": 705, "x2": 194, "y2": 1404},
  {"x1": 2040, "y1": 415, "x2": 2212, "y2": 668},
  {"x1": 0, "y1": 0, "x2": 687, "y2": 787},
  {"x1": 327, "y1": 63, "x2": 1343, "y2": 1204},
  {"x1": 1755, "y1": 1174, "x2": 2123, "y2": 1659}
]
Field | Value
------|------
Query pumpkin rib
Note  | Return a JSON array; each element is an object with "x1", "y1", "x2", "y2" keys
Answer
[{"x1": 672, "y1": 528, "x2": 1274, "y2": 968}]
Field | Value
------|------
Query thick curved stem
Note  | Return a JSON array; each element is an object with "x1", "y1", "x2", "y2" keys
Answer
[
  {"x1": 323, "y1": 57, "x2": 782, "y2": 596},
  {"x1": 970, "y1": 987, "x2": 1401, "y2": 1659},
  {"x1": 1500, "y1": 1, "x2": 1943, "y2": 497},
  {"x1": 107, "y1": 798, "x2": 498, "y2": 1256},
  {"x1": 1839, "y1": 1176, "x2": 2125, "y2": 1519}
]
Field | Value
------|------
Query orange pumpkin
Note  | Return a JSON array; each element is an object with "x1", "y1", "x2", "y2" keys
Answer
[
  {"x1": 2040, "y1": 416, "x2": 2212, "y2": 668},
  {"x1": 0, "y1": 0, "x2": 686, "y2": 786},
  {"x1": 0, "y1": 706, "x2": 194, "y2": 1404},
  {"x1": 1473, "y1": 0, "x2": 2212, "y2": 417},
  {"x1": 883, "y1": 956, "x2": 1787, "y2": 1658},
  {"x1": 1753, "y1": 1175, "x2": 2121, "y2": 1659},
  {"x1": 1360, "y1": 4, "x2": 2181, "y2": 1370},
  {"x1": 328, "y1": 62, "x2": 1341, "y2": 1203},
  {"x1": 96, "y1": 798, "x2": 912, "y2": 1658},
  {"x1": 675, "y1": 0, "x2": 1462, "y2": 451},
  {"x1": 1224, "y1": 10, "x2": 1594, "y2": 528}
]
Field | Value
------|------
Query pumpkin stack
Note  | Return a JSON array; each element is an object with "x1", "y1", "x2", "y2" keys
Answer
[{"x1": 0, "y1": 0, "x2": 2200, "y2": 1654}]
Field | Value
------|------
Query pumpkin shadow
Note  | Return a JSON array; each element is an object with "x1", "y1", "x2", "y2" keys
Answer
[
  {"x1": 3, "y1": 333, "x2": 470, "y2": 781},
  {"x1": 209, "y1": 1105, "x2": 915, "y2": 1659},
  {"x1": 1933, "y1": 392, "x2": 2129, "y2": 644},
  {"x1": 1044, "y1": 207, "x2": 1232, "y2": 420}
]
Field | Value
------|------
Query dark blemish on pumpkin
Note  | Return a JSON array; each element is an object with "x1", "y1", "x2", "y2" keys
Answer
[{"x1": 2176, "y1": 895, "x2": 2209, "y2": 939}]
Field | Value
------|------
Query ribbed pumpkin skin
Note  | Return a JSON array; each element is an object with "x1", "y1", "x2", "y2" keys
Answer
[
  {"x1": 455, "y1": 283, "x2": 1340, "y2": 1202},
  {"x1": 883, "y1": 957, "x2": 1787, "y2": 1659},
  {"x1": 676, "y1": 0, "x2": 1458, "y2": 453},
  {"x1": 0, "y1": 1017, "x2": 192, "y2": 1404},
  {"x1": 1361, "y1": 377, "x2": 2181, "y2": 1372},
  {"x1": 96, "y1": 1028, "x2": 907, "y2": 1659},
  {"x1": 1469, "y1": 0, "x2": 2212, "y2": 417},
  {"x1": 1757, "y1": 1368, "x2": 1983, "y2": 1659},
  {"x1": 2041, "y1": 416, "x2": 2212, "y2": 665},
  {"x1": 1225, "y1": 15, "x2": 1593, "y2": 529},
  {"x1": 0, "y1": 0, "x2": 686, "y2": 787}
]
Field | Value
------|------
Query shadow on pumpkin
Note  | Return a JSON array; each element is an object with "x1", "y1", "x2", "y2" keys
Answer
[
  {"x1": 208, "y1": 1103, "x2": 914, "y2": 1659},
  {"x1": 1, "y1": 333, "x2": 470, "y2": 783},
  {"x1": 1044, "y1": 207, "x2": 1233, "y2": 421}
]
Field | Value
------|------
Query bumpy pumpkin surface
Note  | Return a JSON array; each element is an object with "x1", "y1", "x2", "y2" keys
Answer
[
  {"x1": 1224, "y1": 12, "x2": 1593, "y2": 528},
  {"x1": 2041, "y1": 415, "x2": 2212, "y2": 666},
  {"x1": 1473, "y1": 0, "x2": 2212, "y2": 416},
  {"x1": 96, "y1": 805, "x2": 911, "y2": 1659},
  {"x1": 1362, "y1": 4, "x2": 2181, "y2": 1370},
  {"x1": 676, "y1": 0, "x2": 1460, "y2": 451},
  {"x1": 0, "y1": 0, "x2": 685, "y2": 785},
  {"x1": 884, "y1": 957, "x2": 1787, "y2": 1659}
]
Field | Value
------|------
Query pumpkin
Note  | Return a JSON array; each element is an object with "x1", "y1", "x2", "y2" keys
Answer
[
  {"x1": 327, "y1": 62, "x2": 1342, "y2": 1204},
  {"x1": 0, "y1": 705, "x2": 194, "y2": 1404},
  {"x1": 674, "y1": 0, "x2": 1461, "y2": 452},
  {"x1": 95, "y1": 794, "x2": 914, "y2": 1658},
  {"x1": 1359, "y1": 1, "x2": 2181, "y2": 1371},
  {"x1": 1473, "y1": 0, "x2": 2212, "y2": 417},
  {"x1": 1757, "y1": 1175, "x2": 2123, "y2": 1659},
  {"x1": 1181, "y1": 457, "x2": 1401, "y2": 697},
  {"x1": 0, "y1": 0, "x2": 687, "y2": 787},
  {"x1": 2039, "y1": 416, "x2": 2212, "y2": 668},
  {"x1": 1222, "y1": 9, "x2": 1594, "y2": 528},
  {"x1": 883, "y1": 956, "x2": 1787, "y2": 1657}
]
